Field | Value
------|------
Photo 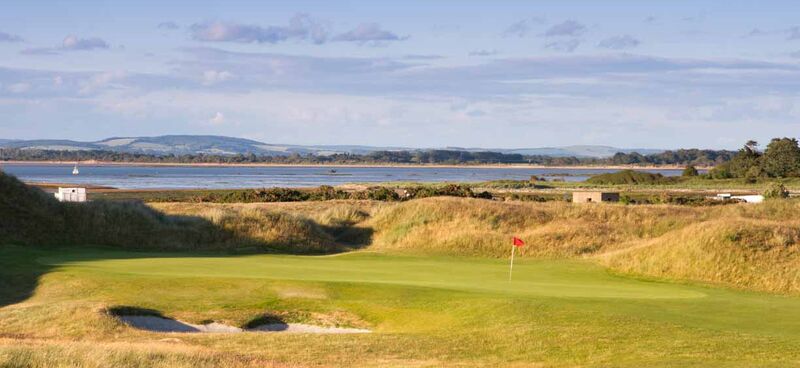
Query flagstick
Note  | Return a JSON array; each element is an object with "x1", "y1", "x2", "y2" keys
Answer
[{"x1": 509, "y1": 243, "x2": 516, "y2": 282}]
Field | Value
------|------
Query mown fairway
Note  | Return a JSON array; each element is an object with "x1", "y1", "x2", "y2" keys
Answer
[{"x1": 2, "y1": 246, "x2": 800, "y2": 367}]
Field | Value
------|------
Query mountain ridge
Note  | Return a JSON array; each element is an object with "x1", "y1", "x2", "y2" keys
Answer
[{"x1": 0, "y1": 135, "x2": 664, "y2": 158}]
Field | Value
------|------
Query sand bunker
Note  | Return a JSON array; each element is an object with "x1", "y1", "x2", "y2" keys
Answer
[{"x1": 118, "y1": 315, "x2": 370, "y2": 334}]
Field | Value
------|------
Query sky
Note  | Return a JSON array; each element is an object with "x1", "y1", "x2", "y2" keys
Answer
[{"x1": 0, "y1": 0, "x2": 799, "y2": 149}]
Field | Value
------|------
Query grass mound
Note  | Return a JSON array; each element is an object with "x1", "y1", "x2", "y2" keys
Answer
[
  {"x1": 587, "y1": 169, "x2": 678, "y2": 185},
  {"x1": 367, "y1": 197, "x2": 706, "y2": 257},
  {"x1": 0, "y1": 172, "x2": 345, "y2": 253},
  {"x1": 0, "y1": 171, "x2": 66, "y2": 245},
  {"x1": 600, "y1": 200, "x2": 800, "y2": 294}
]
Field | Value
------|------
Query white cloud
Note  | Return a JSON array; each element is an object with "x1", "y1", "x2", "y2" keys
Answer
[
  {"x1": 0, "y1": 31, "x2": 23, "y2": 42},
  {"x1": 157, "y1": 21, "x2": 179, "y2": 30},
  {"x1": 503, "y1": 17, "x2": 546, "y2": 37},
  {"x1": 333, "y1": 23, "x2": 407, "y2": 44},
  {"x1": 209, "y1": 111, "x2": 226, "y2": 124},
  {"x1": 543, "y1": 20, "x2": 586, "y2": 37},
  {"x1": 7, "y1": 83, "x2": 31, "y2": 93},
  {"x1": 79, "y1": 71, "x2": 128, "y2": 94},
  {"x1": 190, "y1": 14, "x2": 330, "y2": 44},
  {"x1": 544, "y1": 39, "x2": 580, "y2": 52},
  {"x1": 62, "y1": 35, "x2": 110, "y2": 50},
  {"x1": 598, "y1": 35, "x2": 641, "y2": 50},
  {"x1": 469, "y1": 49, "x2": 498, "y2": 57},
  {"x1": 202, "y1": 70, "x2": 235, "y2": 85}
]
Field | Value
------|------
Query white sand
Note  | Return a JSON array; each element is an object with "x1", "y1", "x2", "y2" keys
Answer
[
  {"x1": 249, "y1": 323, "x2": 370, "y2": 334},
  {"x1": 118, "y1": 316, "x2": 370, "y2": 334}
]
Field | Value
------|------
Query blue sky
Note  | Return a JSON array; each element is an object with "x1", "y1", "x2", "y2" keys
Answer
[{"x1": 1, "y1": 0, "x2": 799, "y2": 149}]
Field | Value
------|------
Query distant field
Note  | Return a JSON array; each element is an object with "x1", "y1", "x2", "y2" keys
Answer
[{"x1": 3, "y1": 246, "x2": 800, "y2": 367}]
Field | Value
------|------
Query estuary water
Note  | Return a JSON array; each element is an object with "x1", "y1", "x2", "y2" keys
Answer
[{"x1": 0, "y1": 163, "x2": 685, "y2": 190}]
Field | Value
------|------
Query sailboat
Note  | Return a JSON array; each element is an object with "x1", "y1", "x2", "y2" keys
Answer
[{"x1": 72, "y1": 164, "x2": 80, "y2": 175}]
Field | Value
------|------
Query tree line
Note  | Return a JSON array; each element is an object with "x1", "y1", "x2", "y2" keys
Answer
[
  {"x1": 0, "y1": 147, "x2": 738, "y2": 166},
  {"x1": 705, "y1": 138, "x2": 800, "y2": 179}
]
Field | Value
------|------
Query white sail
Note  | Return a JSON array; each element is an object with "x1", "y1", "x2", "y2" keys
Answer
[{"x1": 72, "y1": 165, "x2": 79, "y2": 175}]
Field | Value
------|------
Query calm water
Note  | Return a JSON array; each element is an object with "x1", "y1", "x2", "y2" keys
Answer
[{"x1": 0, "y1": 163, "x2": 685, "y2": 189}]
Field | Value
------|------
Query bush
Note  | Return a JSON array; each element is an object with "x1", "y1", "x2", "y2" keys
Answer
[
  {"x1": 682, "y1": 165, "x2": 698, "y2": 177},
  {"x1": 309, "y1": 185, "x2": 350, "y2": 201},
  {"x1": 763, "y1": 183, "x2": 789, "y2": 199},
  {"x1": 586, "y1": 170, "x2": 676, "y2": 185},
  {"x1": 403, "y1": 184, "x2": 491, "y2": 200},
  {"x1": 708, "y1": 163, "x2": 734, "y2": 179},
  {"x1": 356, "y1": 187, "x2": 400, "y2": 201},
  {"x1": 620, "y1": 193, "x2": 634, "y2": 205}
]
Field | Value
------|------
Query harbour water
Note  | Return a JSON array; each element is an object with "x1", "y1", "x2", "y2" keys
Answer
[{"x1": 0, "y1": 163, "x2": 686, "y2": 190}]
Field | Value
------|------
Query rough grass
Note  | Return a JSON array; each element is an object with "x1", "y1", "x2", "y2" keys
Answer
[
  {"x1": 366, "y1": 197, "x2": 709, "y2": 258},
  {"x1": 0, "y1": 172, "x2": 373, "y2": 254},
  {"x1": 0, "y1": 339, "x2": 284, "y2": 368},
  {"x1": 599, "y1": 201, "x2": 800, "y2": 294}
]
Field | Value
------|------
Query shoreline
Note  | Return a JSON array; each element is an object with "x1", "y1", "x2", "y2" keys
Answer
[{"x1": 0, "y1": 160, "x2": 706, "y2": 170}]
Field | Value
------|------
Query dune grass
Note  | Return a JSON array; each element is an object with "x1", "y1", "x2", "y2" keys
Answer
[{"x1": 4, "y1": 245, "x2": 800, "y2": 367}]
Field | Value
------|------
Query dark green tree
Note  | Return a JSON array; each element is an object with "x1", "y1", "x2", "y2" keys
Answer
[
  {"x1": 762, "y1": 137, "x2": 800, "y2": 178},
  {"x1": 682, "y1": 165, "x2": 698, "y2": 177},
  {"x1": 728, "y1": 140, "x2": 762, "y2": 178}
]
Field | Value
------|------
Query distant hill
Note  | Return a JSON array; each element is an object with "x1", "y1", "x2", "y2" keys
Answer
[
  {"x1": 503, "y1": 145, "x2": 664, "y2": 157},
  {"x1": 0, "y1": 135, "x2": 663, "y2": 158}
]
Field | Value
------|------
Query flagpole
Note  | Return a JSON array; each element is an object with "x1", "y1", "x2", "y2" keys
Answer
[{"x1": 509, "y1": 243, "x2": 516, "y2": 282}]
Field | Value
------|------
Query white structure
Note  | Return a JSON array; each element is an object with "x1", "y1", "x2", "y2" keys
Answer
[
  {"x1": 54, "y1": 187, "x2": 87, "y2": 202},
  {"x1": 710, "y1": 193, "x2": 764, "y2": 204},
  {"x1": 731, "y1": 195, "x2": 764, "y2": 203}
]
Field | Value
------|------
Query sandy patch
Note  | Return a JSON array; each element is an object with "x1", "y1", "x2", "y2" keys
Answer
[
  {"x1": 249, "y1": 323, "x2": 370, "y2": 334},
  {"x1": 118, "y1": 316, "x2": 369, "y2": 334}
]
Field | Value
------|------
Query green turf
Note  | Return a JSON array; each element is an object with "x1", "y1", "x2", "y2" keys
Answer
[{"x1": 4, "y1": 246, "x2": 800, "y2": 367}]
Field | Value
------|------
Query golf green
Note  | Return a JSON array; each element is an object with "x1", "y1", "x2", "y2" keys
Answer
[{"x1": 4, "y1": 246, "x2": 800, "y2": 366}]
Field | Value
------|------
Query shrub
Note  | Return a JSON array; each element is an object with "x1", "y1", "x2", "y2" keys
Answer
[
  {"x1": 255, "y1": 188, "x2": 309, "y2": 202},
  {"x1": 353, "y1": 187, "x2": 400, "y2": 201},
  {"x1": 682, "y1": 165, "x2": 698, "y2": 177},
  {"x1": 586, "y1": 170, "x2": 676, "y2": 185},
  {"x1": 708, "y1": 163, "x2": 734, "y2": 179},
  {"x1": 763, "y1": 183, "x2": 789, "y2": 199},
  {"x1": 403, "y1": 184, "x2": 491, "y2": 200},
  {"x1": 309, "y1": 185, "x2": 350, "y2": 201}
]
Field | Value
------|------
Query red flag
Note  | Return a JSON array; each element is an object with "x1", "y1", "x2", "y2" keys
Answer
[{"x1": 512, "y1": 237, "x2": 525, "y2": 247}]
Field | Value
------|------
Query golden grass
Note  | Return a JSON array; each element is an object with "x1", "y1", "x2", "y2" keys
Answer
[
  {"x1": 366, "y1": 197, "x2": 709, "y2": 258},
  {"x1": 0, "y1": 338, "x2": 288, "y2": 368},
  {"x1": 599, "y1": 218, "x2": 800, "y2": 293},
  {"x1": 127, "y1": 198, "x2": 800, "y2": 295}
]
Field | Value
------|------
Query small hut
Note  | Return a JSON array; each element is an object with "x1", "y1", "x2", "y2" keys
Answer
[
  {"x1": 54, "y1": 187, "x2": 87, "y2": 202},
  {"x1": 572, "y1": 191, "x2": 619, "y2": 203}
]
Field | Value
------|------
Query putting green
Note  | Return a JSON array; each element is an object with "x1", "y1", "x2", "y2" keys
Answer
[
  {"x1": 39, "y1": 251, "x2": 705, "y2": 300},
  {"x1": 6, "y1": 246, "x2": 800, "y2": 366}
]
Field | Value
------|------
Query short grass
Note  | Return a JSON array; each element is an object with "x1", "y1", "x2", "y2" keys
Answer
[{"x1": 3, "y1": 245, "x2": 800, "y2": 367}]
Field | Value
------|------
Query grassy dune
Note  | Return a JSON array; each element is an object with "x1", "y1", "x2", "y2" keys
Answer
[{"x1": 365, "y1": 197, "x2": 709, "y2": 257}]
